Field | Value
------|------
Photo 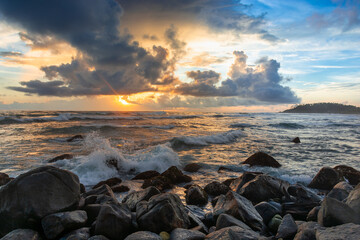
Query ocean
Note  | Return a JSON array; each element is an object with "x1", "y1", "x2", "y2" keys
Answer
[{"x1": 1, "y1": 111, "x2": 359, "y2": 199}]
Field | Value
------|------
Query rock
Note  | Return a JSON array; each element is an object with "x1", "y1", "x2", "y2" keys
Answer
[
  {"x1": 60, "y1": 227, "x2": 90, "y2": 240},
  {"x1": 66, "y1": 135, "x2": 83, "y2": 142},
  {"x1": 237, "y1": 174, "x2": 289, "y2": 204},
  {"x1": 333, "y1": 165, "x2": 360, "y2": 185},
  {"x1": 346, "y1": 184, "x2": 360, "y2": 215},
  {"x1": 287, "y1": 184, "x2": 321, "y2": 203},
  {"x1": 83, "y1": 184, "x2": 116, "y2": 199},
  {"x1": 184, "y1": 163, "x2": 202, "y2": 173},
  {"x1": 242, "y1": 152, "x2": 281, "y2": 168},
  {"x1": 160, "y1": 231, "x2": 170, "y2": 240},
  {"x1": 282, "y1": 201, "x2": 320, "y2": 221},
  {"x1": 268, "y1": 214, "x2": 282, "y2": 233},
  {"x1": 327, "y1": 188, "x2": 350, "y2": 201},
  {"x1": 122, "y1": 186, "x2": 161, "y2": 211},
  {"x1": 204, "y1": 181, "x2": 230, "y2": 196},
  {"x1": 132, "y1": 170, "x2": 160, "y2": 180},
  {"x1": 92, "y1": 177, "x2": 122, "y2": 189},
  {"x1": 255, "y1": 201, "x2": 281, "y2": 225},
  {"x1": 333, "y1": 181, "x2": 354, "y2": 191},
  {"x1": 222, "y1": 178, "x2": 237, "y2": 187},
  {"x1": 318, "y1": 197, "x2": 360, "y2": 227},
  {"x1": 276, "y1": 214, "x2": 298, "y2": 239},
  {"x1": 205, "y1": 226, "x2": 259, "y2": 240},
  {"x1": 294, "y1": 221, "x2": 321, "y2": 240},
  {"x1": 316, "y1": 223, "x2": 360, "y2": 240},
  {"x1": 85, "y1": 193, "x2": 118, "y2": 206},
  {"x1": 230, "y1": 172, "x2": 263, "y2": 191},
  {"x1": 94, "y1": 203, "x2": 132, "y2": 240},
  {"x1": 186, "y1": 206, "x2": 208, "y2": 233},
  {"x1": 142, "y1": 175, "x2": 174, "y2": 191},
  {"x1": 41, "y1": 210, "x2": 87, "y2": 239},
  {"x1": 84, "y1": 204, "x2": 102, "y2": 224},
  {"x1": 185, "y1": 185, "x2": 208, "y2": 206},
  {"x1": 0, "y1": 172, "x2": 11, "y2": 186},
  {"x1": 124, "y1": 231, "x2": 161, "y2": 240},
  {"x1": 306, "y1": 206, "x2": 320, "y2": 222},
  {"x1": 308, "y1": 167, "x2": 340, "y2": 190},
  {"x1": 111, "y1": 185, "x2": 130, "y2": 193},
  {"x1": 170, "y1": 228, "x2": 205, "y2": 240},
  {"x1": 88, "y1": 236, "x2": 110, "y2": 240},
  {"x1": 0, "y1": 166, "x2": 80, "y2": 237},
  {"x1": 218, "y1": 166, "x2": 232, "y2": 172},
  {"x1": 216, "y1": 213, "x2": 252, "y2": 231},
  {"x1": 0, "y1": 229, "x2": 42, "y2": 240},
  {"x1": 48, "y1": 153, "x2": 73, "y2": 163},
  {"x1": 137, "y1": 193, "x2": 191, "y2": 233},
  {"x1": 292, "y1": 137, "x2": 301, "y2": 143},
  {"x1": 161, "y1": 166, "x2": 192, "y2": 184},
  {"x1": 213, "y1": 191, "x2": 264, "y2": 231}
]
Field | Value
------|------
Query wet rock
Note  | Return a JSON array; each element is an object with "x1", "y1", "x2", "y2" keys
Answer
[
  {"x1": 255, "y1": 201, "x2": 281, "y2": 225},
  {"x1": 170, "y1": 228, "x2": 205, "y2": 240},
  {"x1": 282, "y1": 201, "x2": 320, "y2": 221},
  {"x1": 66, "y1": 135, "x2": 83, "y2": 142},
  {"x1": 83, "y1": 184, "x2": 116, "y2": 199},
  {"x1": 184, "y1": 163, "x2": 202, "y2": 173},
  {"x1": 161, "y1": 166, "x2": 192, "y2": 184},
  {"x1": 142, "y1": 176, "x2": 174, "y2": 191},
  {"x1": 185, "y1": 185, "x2": 208, "y2": 206},
  {"x1": 287, "y1": 184, "x2": 321, "y2": 203},
  {"x1": 346, "y1": 183, "x2": 360, "y2": 215},
  {"x1": 111, "y1": 184, "x2": 130, "y2": 193},
  {"x1": 216, "y1": 213, "x2": 252, "y2": 231},
  {"x1": 327, "y1": 188, "x2": 350, "y2": 201},
  {"x1": 0, "y1": 166, "x2": 80, "y2": 236},
  {"x1": 318, "y1": 197, "x2": 360, "y2": 227},
  {"x1": 48, "y1": 153, "x2": 73, "y2": 163},
  {"x1": 230, "y1": 172, "x2": 263, "y2": 191},
  {"x1": 132, "y1": 170, "x2": 160, "y2": 180},
  {"x1": 160, "y1": 231, "x2": 170, "y2": 240},
  {"x1": 0, "y1": 229, "x2": 42, "y2": 240},
  {"x1": 124, "y1": 231, "x2": 161, "y2": 240},
  {"x1": 122, "y1": 186, "x2": 161, "y2": 211},
  {"x1": 268, "y1": 214, "x2": 282, "y2": 233},
  {"x1": 88, "y1": 236, "x2": 109, "y2": 240},
  {"x1": 94, "y1": 203, "x2": 132, "y2": 240},
  {"x1": 205, "y1": 226, "x2": 259, "y2": 240},
  {"x1": 276, "y1": 214, "x2": 298, "y2": 239},
  {"x1": 242, "y1": 152, "x2": 281, "y2": 168},
  {"x1": 204, "y1": 181, "x2": 230, "y2": 196},
  {"x1": 218, "y1": 166, "x2": 232, "y2": 172},
  {"x1": 308, "y1": 167, "x2": 341, "y2": 190},
  {"x1": 292, "y1": 137, "x2": 301, "y2": 143},
  {"x1": 333, "y1": 181, "x2": 354, "y2": 191},
  {"x1": 316, "y1": 223, "x2": 360, "y2": 240},
  {"x1": 41, "y1": 210, "x2": 87, "y2": 239},
  {"x1": 294, "y1": 221, "x2": 321, "y2": 240},
  {"x1": 84, "y1": 204, "x2": 102, "y2": 224},
  {"x1": 84, "y1": 193, "x2": 118, "y2": 206},
  {"x1": 61, "y1": 227, "x2": 90, "y2": 240},
  {"x1": 213, "y1": 191, "x2": 264, "y2": 231},
  {"x1": 306, "y1": 206, "x2": 320, "y2": 222},
  {"x1": 186, "y1": 206, "x2": 208, "y2": 233},
  {"x1": 237, "y1": 174, "x2": 289, "y2": 204},
  {"x1": 92, "y1": 177, "x2": 122, "y2": 189},
  {"x1": 333, "y1": 165, "x2": 360, "y2": 185},
  {"x1": 137, "y1": 193, "x2": 191, "y2": 233},
  {"x1": 222, "y1": 178, "x2": 237, "y2": 187},
  {"x1": 0, "y1": 172, "x2": 11, "y2": 186}
]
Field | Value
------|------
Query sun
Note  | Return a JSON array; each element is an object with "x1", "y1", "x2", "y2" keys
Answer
[{"x1": 118, "y1": 96, "x2": 130, "y2": 105}]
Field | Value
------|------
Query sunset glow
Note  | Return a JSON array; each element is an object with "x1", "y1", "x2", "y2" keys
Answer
[{"x1": 118, "y1": 96, "x2": 130, "y2": 105}]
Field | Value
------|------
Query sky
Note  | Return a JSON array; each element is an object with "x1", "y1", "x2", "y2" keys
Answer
[{"x1": 0, "y1": 0, "x2": 359, "y2": 112}]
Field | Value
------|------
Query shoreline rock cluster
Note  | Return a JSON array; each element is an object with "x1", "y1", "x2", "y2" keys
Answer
[{"x1": 1, "y1": 152, "x2": 360, "y2": 239}]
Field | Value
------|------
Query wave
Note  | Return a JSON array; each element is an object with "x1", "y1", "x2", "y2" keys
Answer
[
  {"x1": 150, "y1": 115, "x2": 200, "y2": 120},
  {"x1": 328, "y1": 123, "x2": 360, "y2": 128},
  {"x1": 170, "y1": 130, "x2": 246, "y2": 149},
  {"x1": 87, "y1": 123, "x2": 175, "y2": 130},
  {"x1": 269, "y1": 122, "x2": 306, "y2": 129},
  {"x1": 53, "y1": 132, "x2": 180, "y2": 186},
  {"x1": 229, "y1": 123, "x2": 254, "y2": 128}
]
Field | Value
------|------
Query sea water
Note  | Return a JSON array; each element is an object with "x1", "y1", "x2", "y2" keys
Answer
[{"x1": 0, "y1": 111, "x2": 359, "y2": 190}]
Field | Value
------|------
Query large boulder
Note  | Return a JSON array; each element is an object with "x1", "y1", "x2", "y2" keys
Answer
[
  {"x1": 316, "y1": 223, "x2": 360, "y2": 240},
  {"x1": 242, "y1": 152, "x2": 281, "y2": 168},
  {"x1": 170, "y1": 228, "x2": 205, "y2": 240},
  {"x1": 0, "y1": 229, "x2": 42, "y2": 240},
  {"x1": 346, "y1": 184, "x2": 360, "y2": 215},
  {"x1": 276, "y1": 214, "x2": 298, "y2": 239},
  {"x1": 41, "y1": 210, "x2": 87, "y2": 239},
  {"x1": 333, "y1": 165, "x2": 360, "y2": 185},
  {"x1": 236, "y1": 174, "x2": 289, "y2": 204},
  {"x1": 308, "y1": 167, "x2": 340, "y2": 190},
  {"x1": 215, "y1": 213, "x2": 252, "y2": 231},
  {"x1": 255, "y1": 201, "x2": 281, "y2": 225},
  {"x1": 94, "y1": 203, "x2": 132, "y2": 240},
  {"x1": 213, "y1": 191, "x2": 264, "y2": 231},
  {"x1": 229, "y1": 172, "x2": 263, "y2": 191},
  {"x1": 294, "y1": 221, "x2": 321, "y2": 240},
  {"x1": 0, "y1": 172, "x2": 11, "y2": 186},
  {"x1": 205, "y1": 226, "x2": 259, "y2": 240},
  {"x1": 204, "y1": 181, "x2": 230, "y2": 196},
  {"x1": 318, "y1": 197, "x2": 360, "y2": 227},
  {"x1": 185, "y1": 185, "x2": 208, "y2": 206},
  {"x1": 136, "y1": 193, "x2": 191, "y2": 233},
  {"x1": 161, "y1": 166, "x2": 192, "y2": 184},
  {"x1": 0, "y1": 166, "x2": 80, "y2": 237},
  {"x1": 122, "y1": 187, "x2": 161, "y2": 211},
  {"x1": 124, "y1": 231, "x2": 161, "y2": 240}
]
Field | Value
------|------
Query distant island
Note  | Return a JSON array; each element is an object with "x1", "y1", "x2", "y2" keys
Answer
[{"x1": 282, "y1": 103, "x2": 360, "y2": 114}]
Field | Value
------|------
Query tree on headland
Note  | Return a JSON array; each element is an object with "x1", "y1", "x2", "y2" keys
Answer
[{"x1": 282, "y1": 103, "x2": 360, "y2": 114}]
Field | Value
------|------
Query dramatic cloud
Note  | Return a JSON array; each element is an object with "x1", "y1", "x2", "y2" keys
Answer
[
  {"x1": 0, "y1": 51, "x2": 23, "y2": 57},
  {"x1": 175, "y1": 51, "x2": 300, "y2": 104}
]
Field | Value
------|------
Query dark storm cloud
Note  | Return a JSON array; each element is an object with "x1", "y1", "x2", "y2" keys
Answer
[
  {"x1": 0, "y1": 51, "x2": 23, "y2": 57},
  {"x1": 175, "y1": 51, "x2": 300, "y2": 104}
]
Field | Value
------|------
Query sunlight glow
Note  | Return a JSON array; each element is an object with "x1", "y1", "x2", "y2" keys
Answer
[{"x1": 118, "y1": 96, "x2": 130, "y2": 105}]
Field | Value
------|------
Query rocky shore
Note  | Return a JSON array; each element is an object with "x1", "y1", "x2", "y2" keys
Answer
[{"x1": 1, "y1": 152, "x2": 360, "y2": 240}]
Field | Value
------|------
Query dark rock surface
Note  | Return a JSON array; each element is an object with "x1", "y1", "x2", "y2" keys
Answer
[
  {"x1": 294, "y1": 221, "x2": 321, "y2": 240},
  {"x1": 170, "y1": 228, "x2": 205, "y2": 240},
  {"x1": 48, "y1": 153, "x2": 73, "y2": 163},
  {"x1": 122, "y1": 186, "x2": 160, "y2": 211},
  {"x1": 88, "y1": 236, "x2": 110, "y2": 240},
  {"x1": 0, "y1": 166, "x2": 80, "y2": 237},
  {"x1": 132, "y1": 170, "x2": 160, "y2": 180},
  {"x1": 316, "y1": 223, "x2": 360, "y2": 240},
  {"x1": 0, "y1": 229, "x2": 42, "y2": 240},
  {"x1": 213, "y1": 191, "x2": 264, "y2": 231},
  {"x1": 215, "y1": 213, "x2": 252, "y2": 231},
  {"x1": 92, "y1": 177, "x2": 122, "y2": 189},
  {"x1": 61, "y1": 227, "x2": 90, "y2": 240},
  {"x1": 242, "y1": 152, "x2": 281, "y2": 168},
  {"x1": 136, "y1": 193, "x2": 191, "y2": 233},
  {"x1": 346, "y1": 184, "x2": 360, "y2": 215},
  {"x1": 111, "y1": 184, "x2": 129, "y2": 193},
  {"x1": 204, "y1": 181, "x2": 230, "y2": 196},
  {"x1": 41, "y1": 210, "x2": 87, "y2": 239},
  {"x1": 205, "y1": 226, "x2": 259, "y2": 240},
  {"x1": 276, "y1": 214, "x2": 298, "y2": 239},
  {"x1": 292, "y1": 137, "x2": 301, "y2": 143},
  {"x1": 183, "y1": 163, "x2": 202, "y2": 173},
  {"x1": 333, "y1": 165, "x2": 360, "y2": 185},
  {"x1": 306, "y1": 206, "x2": 320, "y2": 222},
  {"x1": 185, "y1": 185, "x2": 208, "y2": 206},
  {"x1": 255, "y1": 201, "x2": 281, "y2": 225},
  {"x1": 124, "y1": 231, "x2": 161, "y2": 240},
  {"x1": 66, "y1": 135, "x2": 83, "y2": 142},
  {"x1": 308, "y1": 167, "x2": 340, "y2": 190},
  {"x1": 0, "y1": 172, "x2": 11, "y2": 186}
]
